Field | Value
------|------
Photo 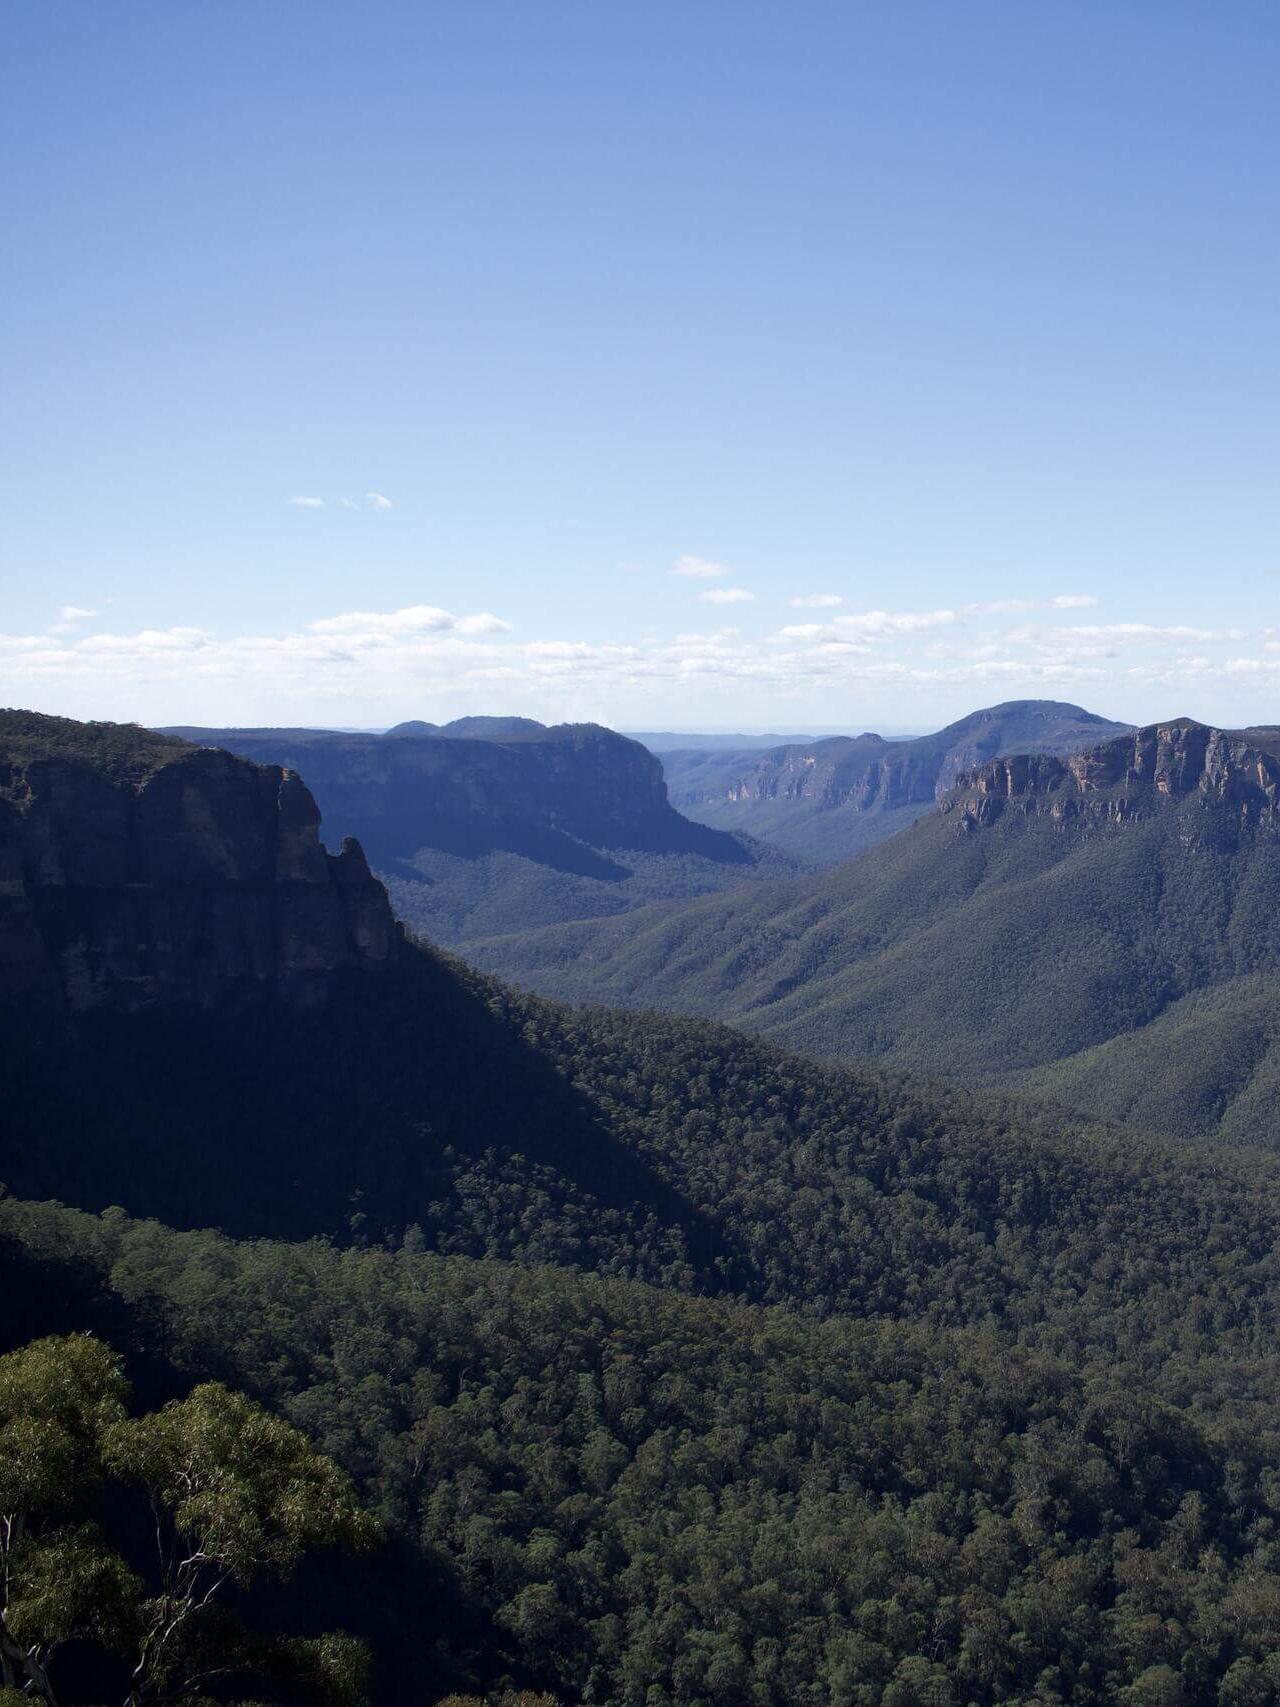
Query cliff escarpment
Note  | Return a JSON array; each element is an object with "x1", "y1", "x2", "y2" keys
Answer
[
  {"x1": 157, "y1": 719, "x2": 796, "y2": 944},
  {"x1": 663, "y1": 700, "x2": 1133, "y2": 862},
  {"x1": 0, "y1": 710, "x2": 397, "y2": 1012},
  {"x1": 164, "y1": 720, "x2": 717, "y2": 861},
  {"x1": 465, "y1": 715, "x2": 1280, "y2": 1143},
  {"x1": 682, "y1": 702, "x2": 1131, "y2": 811},
  {"x1": 952, "y1": 719, "x2": 1280, "y2": 831}
]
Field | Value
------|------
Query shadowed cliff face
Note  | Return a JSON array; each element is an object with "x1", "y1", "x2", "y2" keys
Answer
[
  {"x1": 0, "y1": 712, "x2": 397, "y2": 1012},
  {"x1": 164, "y1": 720, "x2": 747, "y2": 864},
  {"x1": 952, "y1": 720, "x2": 1280, "y2": 831},
  {"x1": 153, "y1": 719, "x2": 798, "y2": 945}
]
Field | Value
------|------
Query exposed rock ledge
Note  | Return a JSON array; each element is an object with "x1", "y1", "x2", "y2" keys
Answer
[
  {"x1": 948, "y1": 720, "x2": 1280, "y2": 831},
  {"x1": 0, "y1": 719, "x2": 398, "y2": 1012}
]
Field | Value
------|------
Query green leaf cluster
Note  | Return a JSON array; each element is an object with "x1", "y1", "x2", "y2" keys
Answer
[{"x1": 0, "y1": 1335, "x2": 374, "y2": 1707}]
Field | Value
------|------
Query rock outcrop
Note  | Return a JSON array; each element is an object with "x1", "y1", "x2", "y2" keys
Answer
[
  {"x1": 655, "y1": 701, "x2": 1135, "y2": 865},
  {"x1": 669, "y1": 702, "x2": 1133, "y2": 816},
  {"x1": 154, "y1": 718, "x2": 790, "y2": 946},
  {"x1": 162, "y1": 720, "x2": 726, "y2": 862},
  {"x1": 0, "y1": 711, "x2": 397, "y2": 1012},
  {"x1": 951, "y1": 720, "x2": 1280, "y2": 831}
]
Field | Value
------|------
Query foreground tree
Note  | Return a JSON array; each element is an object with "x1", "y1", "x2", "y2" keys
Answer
[{"x1": 0, "y1": 1335, "x2": 377, "y2": 1705}]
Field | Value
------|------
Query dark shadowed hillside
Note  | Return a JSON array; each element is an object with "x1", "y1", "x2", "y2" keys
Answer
[
  {"x1": 14, "y1": 711, "x2": 1280, "y2": 1700},
  {"x1": 662, "y1": 699, "x2": 1133, "y2": 862},
  {"x1": 164, "y1": 718, "x2": 799, "y2": 942}
]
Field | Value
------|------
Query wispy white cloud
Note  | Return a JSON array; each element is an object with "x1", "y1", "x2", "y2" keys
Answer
[
  {"x1": 290, "y1": 492, "x2": 394, "y2": 510},
  {"x1": 311, "y1": 605, "x2": 457, "y2": 637},
  {"x1": 48, "y1": 604, "x2": 101, "y2": 635},
  {"x1": 699, "y1": 587, "x2": 756, "y2": 605},
  {"x1": 672, "y1": 555, "x2": 730, "y2": 579},
  {"x1": 5, "y1": 590, "x2": 1277, "y2": 728},
  {"x1": 781, "y1": 607, "x2": 960, "y2": 644},
  {"x1": 1225, "y1": 657, "x2": 1280, "y2": 675},
  {"x1": 1061, "y1": 623, "x2": 1243, "y2": 644},
  {"x1": 791, "y1": 593, "x2": 844, "y2": 608},
  {"x1": 456, "y1": 613, "x2": 511, "y2": 635},
  {"x1": 779, "y1": 598, "x2": 1106, "y2": 648},
  {"x1": 968, "y1": 596, "x2": 1098, "y2": 617},
  {"x1": 998, "y1": 623, "x2": 1248, "y2": 664},
  {"x1": 75, "y1": 627, "x2": 211, "y2": 654}
]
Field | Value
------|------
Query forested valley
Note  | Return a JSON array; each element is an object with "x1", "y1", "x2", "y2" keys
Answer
[
  {"x1": 467, "y1": 723, "x2": 1280, "y2": 1148},
  {"x1": 10, "y1": 0, "x2": 1274, "y2": 1698},
  {"x1": 7, "y1": 713, "x2": 1280, "y2": 1703}
]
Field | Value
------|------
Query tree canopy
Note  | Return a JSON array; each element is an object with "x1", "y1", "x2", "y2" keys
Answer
[{"x1": 0, "y1": 1334, "x2": 375, "y2": 1707}]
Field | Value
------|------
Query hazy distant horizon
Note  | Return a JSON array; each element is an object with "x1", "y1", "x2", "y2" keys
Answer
[{"x1": 154, "y1": 718, "x2": 935, "y2": 743}]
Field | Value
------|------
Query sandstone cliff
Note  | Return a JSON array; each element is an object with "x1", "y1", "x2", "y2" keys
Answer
[
  {"x1": 659, "y1": 701, "x2": 1134, "y2": 864},
  {"x1": 951, "y1": 719, "x2": 1280, "y2": 831},
  {"x1": 0, "y1": 710, "x2": 397, "y2": 1012},
  {"x1": 153, "y1": 718, "x2": 793, "y2": 946},
  {"x1": 684, "y1": 703, "x2": 1134, "y2": 814},
  {"x1": 163, "y1": 720, "x2": 734, "y2": 863}
]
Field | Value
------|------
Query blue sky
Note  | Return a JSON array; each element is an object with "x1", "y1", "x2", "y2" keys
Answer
[{"x1": 3, "y1": 1, "x2": 1278, "y2": 731}]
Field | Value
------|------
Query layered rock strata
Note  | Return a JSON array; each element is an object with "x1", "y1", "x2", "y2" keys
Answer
[
  {"x1": 0, "y1": 715, "x2": 397, "y2": 1011},
  {"x1": 951, "y1": 721, "x2": 1280, "y2": 831}
]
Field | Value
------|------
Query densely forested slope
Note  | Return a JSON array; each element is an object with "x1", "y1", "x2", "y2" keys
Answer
[
  {"x1": 23, "y1": 916, "x2": 1280, "y2": 1697},
  {"x1": 0, "y1": 707, "x2": 197, "y2": 777},
  {"x1": 468, "y1": 721, "x2": 1280, "y2": 1145},
  {"x1": 661, "y1": 735, "x2": 924, "y2": 864},
  {"x1": 162, "y1": 719, "x2": 799, "y2": 944},
  {"x1": 11, "y1": 1187, "x2": 1280, "y2": 1705},
  {"x1": 16, "y1": 710, "x2": 1280, "y2": 1700},
  {"x1": 662, "y1": 700, "x2": 1131, "y2": 863},
  {"x1": 1012, "y1": 974, "x2": 1280, "y2": 1147},
  {"x1": 8, "y1": 929, "x2": 1280, "y2": 1328}
]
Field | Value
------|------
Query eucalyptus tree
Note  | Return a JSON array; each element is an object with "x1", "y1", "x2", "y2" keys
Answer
[{"x1": 0, "y1": 1335, "x2": 377, "y2": 1707}]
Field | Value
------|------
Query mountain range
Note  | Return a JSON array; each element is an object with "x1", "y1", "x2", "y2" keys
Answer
[
  {"x1": 162, "y1": 717, "x2": 798, "y2": 943},
  {"x1": 661, "y1": 698, "x2": 1133, "y2": 862},
  {"x1": 624, "y1": 729, "x2": 824, "y2": 752},
  {"x1": 159, "y1": 701, "x2": 1130, "y2": 948},
  {"x1": 469, "y1": 717, "x2": 1280, "y2": 1145},
  {"x1": 10, "y1": 706, "x2": 1280, "y2": 1701}
]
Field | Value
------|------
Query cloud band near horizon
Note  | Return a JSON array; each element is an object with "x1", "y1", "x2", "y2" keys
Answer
[{"x1": 3, "y1": 593, "x2": 1279, "y2": 730}]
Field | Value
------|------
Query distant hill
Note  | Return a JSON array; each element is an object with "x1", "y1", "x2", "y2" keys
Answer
[
  {"x1": 662, "y1": 698, "x2": 1134, "y2": 862},
  {"x1": 626, "y1": 729, "x2": 822, "y2": 752},
  {"x1": 385, "y1": 714, "x2": 550, "y2": 740},
  {"x1": 469, "y1": 718, "x2": 1280, "y2": 1144},
  {"x1": 162, "y1": 718, "x2": 799, "y2": 942}
]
